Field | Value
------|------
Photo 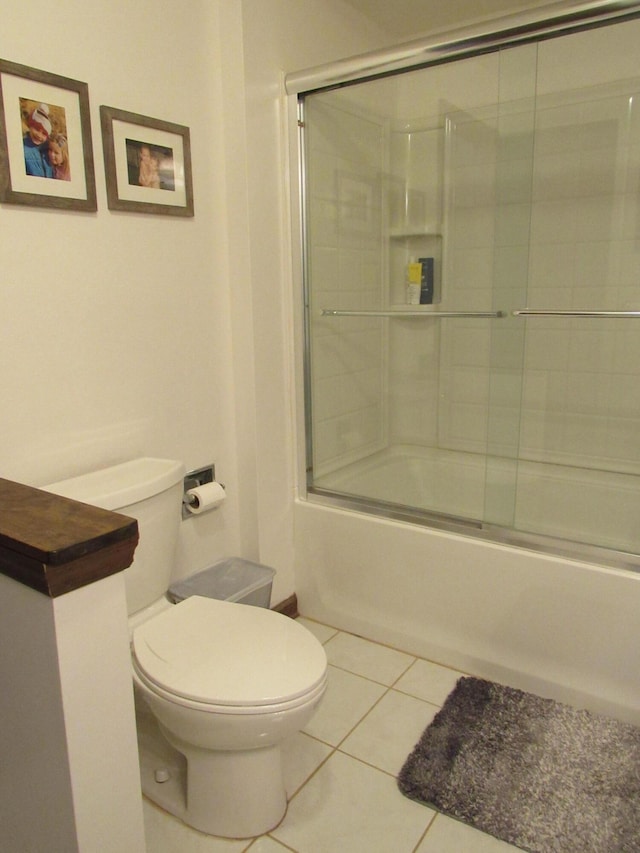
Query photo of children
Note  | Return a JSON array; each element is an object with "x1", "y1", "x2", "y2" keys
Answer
[
  {"x1": 125, "y1": 138, "x2": 175, "y2": 191},
  {"x1": 21, "y1": 98, "x2": 71, "y2": 181}
]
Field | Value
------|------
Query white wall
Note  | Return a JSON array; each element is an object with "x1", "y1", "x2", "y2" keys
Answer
[
  {"x1": 1, "y1": 0, "x2": 386, "y2": 607},
  {"x1": 0, "y1": 572, "x2": 145, "y2": 851},
  {"x1": 1, "y1": 0, "x2": 249, "y2": 587}
]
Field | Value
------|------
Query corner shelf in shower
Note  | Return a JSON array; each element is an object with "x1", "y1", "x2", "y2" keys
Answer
[
  {"x1": 388, "y1": 228, "x2": 444, "y2": 306},
  {"x1": 389, "y1": 226, "x2": 442, "y2": 239}
]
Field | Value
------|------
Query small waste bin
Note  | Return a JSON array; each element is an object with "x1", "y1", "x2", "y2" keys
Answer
[{"x1": 168, "y1": 557, "x2": 276, "y2": 609}]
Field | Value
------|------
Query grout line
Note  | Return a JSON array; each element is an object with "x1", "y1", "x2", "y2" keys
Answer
[
  {"x1": 335, "y1": 743, "x2": 400, "y2": 779},
  {"x1": 262, "y1": 833, "x2": 299, "y2": 852},
  {"x1": 324, "y1": 659, "x2": 412, "y2": 688},
  {"x1": 332, "y1": 683, "x2": 393, "y2": 748},
  {"x1": 410, "y1": 810, "x2": 439, "y2": 853},
  {"x1": 301, "y1": 615, "x2": 476, "y2": 685},
  {"x1": 283, "y1": 737, "x2": 338, "y2": 801}
]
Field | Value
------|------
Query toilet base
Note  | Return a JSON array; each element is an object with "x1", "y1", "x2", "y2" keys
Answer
[
  {"x1": 181, "y1": 740, "x2": 287, "y2": 838},
  {"x1": 136, "y1": 693, "x2": 189, "y2": 821},
  {"x1": 136, "y1": 702, "x2": 287, "y2": 838}
]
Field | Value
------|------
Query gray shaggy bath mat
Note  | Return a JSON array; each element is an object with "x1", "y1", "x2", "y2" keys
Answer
[{"x1": 397, "y1": 676, "x2": 640, "y2": 852}]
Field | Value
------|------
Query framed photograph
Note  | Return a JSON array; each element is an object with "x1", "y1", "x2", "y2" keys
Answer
[
  {"x1": 0, "y1": 59, "x2": 97, "y2": 211},
  {"x1": 100, "y1": 105, "x2": 194, "y2": 216}
]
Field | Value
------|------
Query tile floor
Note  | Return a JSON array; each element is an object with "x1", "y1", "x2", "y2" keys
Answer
[{"x1": 143, "y1": 617, "x2": 521, "y2": 853}]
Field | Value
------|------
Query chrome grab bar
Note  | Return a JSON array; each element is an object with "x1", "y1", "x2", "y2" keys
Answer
[
  {"x1": 512, "y1": 309, "x2": 640, "y2": 318},
  {"x1": 320, "y1": 309, "x2": 505, "y2": 318}
]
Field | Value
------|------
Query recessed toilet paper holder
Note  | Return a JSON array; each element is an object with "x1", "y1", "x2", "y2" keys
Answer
[{"x1": 182, "y1": 464, "x2": 224, "y2": 519}]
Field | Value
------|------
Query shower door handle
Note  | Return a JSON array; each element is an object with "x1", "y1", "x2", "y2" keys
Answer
[{"x1": 512, "y1": 309, "x2": 640, "y2": 318}]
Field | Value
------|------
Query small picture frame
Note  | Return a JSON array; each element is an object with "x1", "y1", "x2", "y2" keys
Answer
[
  {"x1": 100, "y1": 105, "x2": 194, "y2": 216},
  {"x1": 0, "y1": 58, "x2": 97, "y2": 211}
]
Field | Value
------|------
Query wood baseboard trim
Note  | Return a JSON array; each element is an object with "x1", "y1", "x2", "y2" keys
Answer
[{"x1": 272, "y1": 593, "x2": 299, "y2": 619}]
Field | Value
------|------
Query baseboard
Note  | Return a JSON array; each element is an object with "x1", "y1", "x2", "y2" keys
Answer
[{"x1": 272, "y1": 593, "x2": 299, "y2": 619}]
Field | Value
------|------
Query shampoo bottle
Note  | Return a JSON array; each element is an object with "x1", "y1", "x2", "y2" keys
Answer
[{"x1": 406, "y1": 261, "x2": 422, "y2": 305}]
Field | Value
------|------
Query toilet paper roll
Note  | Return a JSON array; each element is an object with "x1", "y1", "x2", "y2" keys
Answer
[{"x1": 185, "y1": 481, "x2": 226, "y2": 514}]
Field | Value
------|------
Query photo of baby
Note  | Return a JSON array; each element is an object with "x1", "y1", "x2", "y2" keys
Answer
[
  {"x1": 125, "y1": 138, "x2": 175, "y2": 191},
  {"x1": 21, "y1": 98, "x2": 71, "y2": 181}
]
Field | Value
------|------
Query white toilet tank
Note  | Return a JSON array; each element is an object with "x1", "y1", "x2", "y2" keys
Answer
[{"x1": 43, "y1": 458, "x2": 184, "y2": 615}]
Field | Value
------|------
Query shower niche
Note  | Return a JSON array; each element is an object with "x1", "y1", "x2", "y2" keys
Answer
[
  {"x1": 387, "y1": 125, "x2": 443, "y2": 307},
  {"x1": 298, "y1": 12, "x2": 640, "y2": 570}
]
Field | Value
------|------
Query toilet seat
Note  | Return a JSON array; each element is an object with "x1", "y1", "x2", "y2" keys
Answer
[{"x1": 132, "y1": 596, "x2": 327, "y2": 709}]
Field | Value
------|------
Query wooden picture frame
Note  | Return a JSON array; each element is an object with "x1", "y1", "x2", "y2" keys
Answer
[
  {"x1": 0, "y1": 58, "x2": 97, "y2": 211},
  {"x1": 100, "y1": 105, "x2": 194, "y2": 216}
]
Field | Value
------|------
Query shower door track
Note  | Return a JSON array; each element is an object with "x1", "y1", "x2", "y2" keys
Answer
[{"x1": 307, "y1": 486, "x2": 640, "y2": 574}]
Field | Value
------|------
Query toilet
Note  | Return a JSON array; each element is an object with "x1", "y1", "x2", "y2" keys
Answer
[{"x1": 44, "y1": 457, "x2": 327, "y2": 839}]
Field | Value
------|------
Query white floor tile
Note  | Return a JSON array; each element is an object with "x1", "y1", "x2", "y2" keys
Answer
[
  {"x1": 143, "y1": 799, "x2": 248, "y2": 852},
  {"x1": 282, "y1": 731, "x2": 332, "y2": 796},
  {"x1": 271, "y1": 751, "x2": 435, "y2": 853},
  {"x1": 394, "y1": 658, "x2": 464, "y2": 706},
  {"x1": 324, "y1": 631, "x2": 415, "y2": 685},
  {"x1": 297, "y1": 616, "x2": 339, "y2": 644},
  {"x1": 302, "y1": 664, "x2": 386, "y2": 746},
  {"x1": 415, "y1": 813, "x2": 522, "y2": 852},
  {"x1": 340, "y1": 688, "x2": 439, "y2": 776}
]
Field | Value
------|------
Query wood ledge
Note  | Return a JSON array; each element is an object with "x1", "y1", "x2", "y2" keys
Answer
[
  {"x1": 272, "y1": 593, "x2": 299, "y2": 618},
  {"x1": 0, "y1": 478, "x2": 138, "y2": 598}
]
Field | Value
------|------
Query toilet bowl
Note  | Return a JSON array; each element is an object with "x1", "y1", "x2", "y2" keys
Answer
[
  {"x1": 131, "y1": 595, "x2": 327, "y2": 838},
  {"x1": 43, "y1": 457, "x2": 328, "y2": 839}
]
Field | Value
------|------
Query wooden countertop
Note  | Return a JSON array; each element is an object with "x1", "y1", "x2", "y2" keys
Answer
[{"x1": 0, "y1": 478, "x2": 139, "y2": 597}]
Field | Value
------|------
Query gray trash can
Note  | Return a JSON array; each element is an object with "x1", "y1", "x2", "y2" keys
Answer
[{"x1": 168, "y1": 557, "x2": 276, "y2": 609}]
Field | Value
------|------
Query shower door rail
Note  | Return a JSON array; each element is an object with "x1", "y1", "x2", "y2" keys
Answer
[
  {"x1": 321, "y1": 309, "x2": 640, "y2": 318},
  {"x1": 320, "y1": 309, "x2": 505, "y2": 318},
  {"x1": 512, "y1": 309, "x2": 640, "y2": 318}
]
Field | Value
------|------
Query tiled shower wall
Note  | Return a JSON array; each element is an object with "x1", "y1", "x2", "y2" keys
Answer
[
  {"x1": 521, "y1": 80, "x2": 640, "y2": 473},
  {"x1": 439, "y1": 25, "x2": 640, "y2": 477}
]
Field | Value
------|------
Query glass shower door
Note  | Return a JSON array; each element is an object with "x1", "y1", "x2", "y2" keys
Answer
[
  {"x1": 301, "y1": 15, "x2": 640, "y2": 562},
  {"x1": 303, "y1": 50, "x2": 509, "y2": 523}
]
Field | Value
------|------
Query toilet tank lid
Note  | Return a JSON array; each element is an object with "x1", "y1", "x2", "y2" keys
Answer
[{"x1": 42, "y1": 458, "x2": 184, "y2": 510}]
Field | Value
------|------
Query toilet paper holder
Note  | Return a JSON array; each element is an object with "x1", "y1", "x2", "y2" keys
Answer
[{"x1": 182, "y1": 464, "x2": 224, "y2": 519}]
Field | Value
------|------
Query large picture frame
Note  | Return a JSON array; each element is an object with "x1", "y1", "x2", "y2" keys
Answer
[
  {"x1": 100, "y1": 105, "x2": 194, "y2": 216},
  {"x1": 0, "y1": 59, "x2": 97, "y2": 211}
]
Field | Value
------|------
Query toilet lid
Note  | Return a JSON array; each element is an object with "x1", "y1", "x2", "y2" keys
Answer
[{"x1": 132, "y1": 596, "x2": 327, "y2": 707}]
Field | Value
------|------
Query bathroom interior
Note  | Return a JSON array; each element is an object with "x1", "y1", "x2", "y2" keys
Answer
[{"x1": 2, "y1": 0, "x2": 640, "y2": 851}]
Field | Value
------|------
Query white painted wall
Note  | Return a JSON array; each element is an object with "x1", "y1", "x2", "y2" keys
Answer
[
  {"x1": 1, "y1": 0, "x2": 246, "y2": 588},
  {"x1": 0, "y1": 572, "x2": 145, "y2": 852},
  {"x1": 0, "y1": 0, "x2": 385, "y2": 609}
]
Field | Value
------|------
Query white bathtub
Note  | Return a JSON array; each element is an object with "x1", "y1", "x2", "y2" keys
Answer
[{"x1": 296, "y1": 446, "x2": 640, "y2": 724}]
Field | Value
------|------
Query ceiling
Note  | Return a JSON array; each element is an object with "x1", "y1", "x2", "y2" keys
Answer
[{"x1": 341, "y1": 0, "x2": 562, "y2": 41}]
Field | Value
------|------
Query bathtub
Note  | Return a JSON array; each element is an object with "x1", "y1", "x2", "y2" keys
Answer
[
  {"x1": 295, "y1": 446, "x2": 640, "y2": 724},
  {"x1": 313, "y1": 445, "x2": 640, "y2": 554}
]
